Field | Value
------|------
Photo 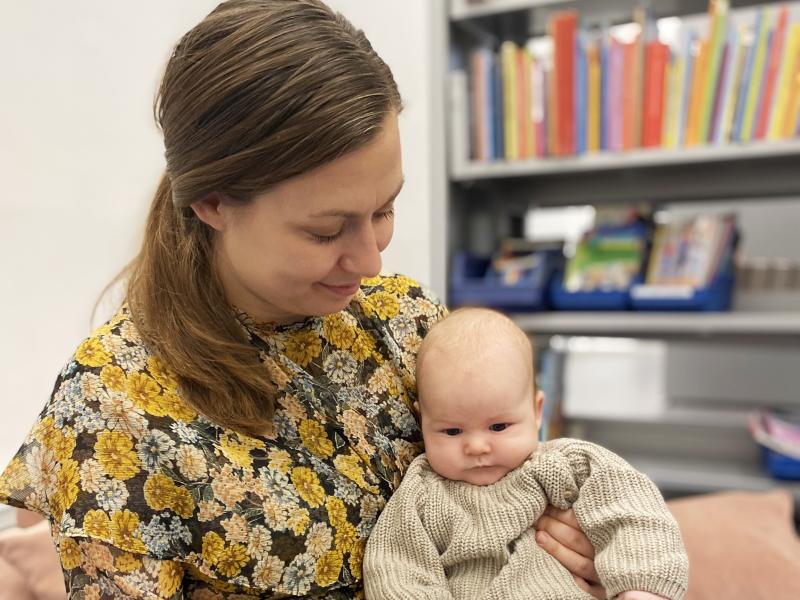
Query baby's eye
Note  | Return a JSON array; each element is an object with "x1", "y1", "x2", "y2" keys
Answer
[
  {"x1": 443, "y1": 428, "x2": 462, "y2": 436},
  {"x1": 489, "y1": 423, "x2": 508, "y2": 432}
]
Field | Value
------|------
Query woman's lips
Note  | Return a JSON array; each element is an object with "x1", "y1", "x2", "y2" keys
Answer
[{"x1": 319, "y1": 282, "x2": 361, "y2": 296}]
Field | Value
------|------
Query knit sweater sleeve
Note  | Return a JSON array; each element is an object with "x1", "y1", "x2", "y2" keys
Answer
[
  {"x1": 363, "y1": 457, "x2": 454, "y2": 600},
  {"x1": 551, "y1": 439, "x2": 689, "y2": 600}
]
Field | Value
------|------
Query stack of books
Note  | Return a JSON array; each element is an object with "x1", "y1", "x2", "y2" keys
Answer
[{"x1": 466, "y1": 1, "x2": 800, "y2": 161}]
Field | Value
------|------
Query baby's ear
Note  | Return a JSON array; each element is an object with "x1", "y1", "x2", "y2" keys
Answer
[
  {"x1": 412, "y1": 401, "x2": 420, "y2": 417},
  {"x1": 534, "y1": 390, "x2": 545, "y2": 429}
]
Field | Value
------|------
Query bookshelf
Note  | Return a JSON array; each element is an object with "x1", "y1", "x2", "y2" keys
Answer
[{"x1": 439, "y1": 0, "x2": 800, "y2": 501}]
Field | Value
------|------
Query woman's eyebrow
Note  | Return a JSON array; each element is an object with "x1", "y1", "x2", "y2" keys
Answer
[{"x1": 307, "y1": 178, "x2": 405, "y2": 218}]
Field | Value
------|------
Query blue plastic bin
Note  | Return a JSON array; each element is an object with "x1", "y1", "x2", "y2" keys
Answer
[
  {"x1": 762, "y1": 448, "x2": 800, "y2": 481},
  {"x1": 629, "y1": 271, "x2": 735, "y2": 312},
  {"x1": 449, "y1": 251, "x2": 560, "y2": 312},
  {"x1": 549, "y1": 272, "x2": 641, "y2": 311}
]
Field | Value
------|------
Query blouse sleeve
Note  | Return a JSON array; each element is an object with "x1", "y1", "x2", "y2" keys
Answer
[{"x1": 57, "y1": 535, "x2": 184, "y2": 599}]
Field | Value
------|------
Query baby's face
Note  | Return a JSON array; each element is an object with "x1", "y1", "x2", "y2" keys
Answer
[{"x1": 418, "y1": 351, "x2": 540, "y2": 486}]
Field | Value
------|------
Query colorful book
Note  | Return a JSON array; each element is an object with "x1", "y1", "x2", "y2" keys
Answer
[
  {"x1": 501, "y1": 41, "x2": 519, "y2": 160},
  {"x1": 576, "y1": 32, "x2": 588, "y2": 155},
  {"x1": 755, "y1": 6, "x2": 789, "y2": 140},
  {"x1": 699, "y1": 0, "x2": 729, "y2": 144},
  {"x1": 492, "y1": 49, "x2": 505, "y2": 159},
  {"x1": 686, "y1": 40, "x2": 708, "y2": 146},
  {"x1": 715, "y1": 24, "x2": 744, "y2": 144},
  {"x1": 642, "y1": 41, "x2": 670, "y2": 147},
  {"x1": 552, "y1": 11, "x2": 578, "y2": 155},
  {"x1": 732, "y1": 17, "x2": 758, "y2": 142},
  {"x1": 770, "y1": 23, "x2": 800, "y2": 140},
  {"x1": 587, "y1": 38, "x2": 601, "y2": 152},
  {"x1": 677, "y1": 30, "x2": 696, "y2": 147},
  {"x1": 741, "y1": 7, "x2": 771, "y2": 142}
]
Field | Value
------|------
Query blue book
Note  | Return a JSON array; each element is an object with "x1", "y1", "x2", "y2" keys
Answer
[
  {"x1": 484, "y1": 49, "x2": 496, "y2": 160},
  {"x1": 493, "y1": 48, "x2": 505, "y2": 159},
  {"x1": 732, "y1": 11, "x2": 761, "y2": 142}
]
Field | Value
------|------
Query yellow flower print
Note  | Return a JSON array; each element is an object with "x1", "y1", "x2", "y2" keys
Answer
[
  {"x1": 109, "y1": 510, "x2": 147, "y2": 553},
  {"x1": 325, "y1": 496, "x2": 348, "y2": 530},
  {"x1": 278, "y1": 395, "x2": 308, "y2": 423},
  {"x1": 333, "y1": 453, "x2": 379, "y2": 493},
  {"x1": 210, "y1": 464, "x2": 247, "y2": 509},
  {"x1": 158, "y1": 561, "x2": 185, "y2": 597},
  {"x1": 45, "y1": 427, "x2": 77, "y2": 462},
  {"x1": 253, "y1": 555, "x2": 284, "y2": 589},
  {"x1": 125, "y1": 372, "x2": 163, "y2": 415},
  {"x1": 285, "y1": 331, "x2": 322, "y2": 368},
  {"x1": 172, "y1": 486, "x2": 195, "y2": 519},
  {"x1": 160, "y1": 390, "x2": 197, "y2": 422},
  {"x1": 59, "y1": 537, "x2": 82, "y2": 570},
  {"x1": 264, "y1": 357, "x2": 291, "y2": 391},
  {"x1": 349, "y1": 537, "x2": 366, "y2": 580},
  {"x1": 322, "y1": 313, "x2": 357, "y2": 349},
  {"x1": 100, "y1": 365, "x2": 126, "y2": 392},
  {"x1": 360, "y1": 291, "x2": 399, "y2": 321},
  {"x1": 267, "y1": 449, "x2": 293, "y2": 475},
  {"x1": 291, "y1": 467, "x2": 326, "y2": 508},
  {"x1": 51, "y1": 459, "x2": 80, "y2": 518},
  {"x1": 335, "y1": 522, "x2": 359, "y2": 554},
  {"x1": 83, "y1": 509, "x2": 111, "y2": 538},
  {"x1": 0, "y1": 457, "x2": 30, "y2": 494},
  {"x1": 95, "y1": 431, "x2": 142, "y2": 480},
  {"x1": 197, "y1": 500, "x2": 224, "y2": 523},
  {"x1": 147, "y1": 356, "x2": 178, "y2": 391},
  {"x1": 315, "y1": 550, "x2": 343, "y2": 587},
  {"x1": 287, "y1": 507, "x2": 310, "y2": 536},
  {"x1": 76, "y1": 338, "x2": 112, "y2": 367},
  {"x1": 350, "y1": 330, "x2": 376, "y2": 362},
  {"x1": 298, "y1": 420, "x2": 334, "y2": 459},
  {"x1": 382, "y1": 275, "x2": 414, "y2": 296},
  {"x1": 360, "y1": 276, "x2": 383, "y2": 287},
  {"x1": 216, "y1": 543, "x2": 249, "y2": 578},
  {"x1": 202, "y1": 531, "x2": 226, "y2": 566},
  {"x1": 115, "y1": 552, "x2": 142, "y2": 573},
  {"x1": 219, "y1": 434, "x2": 255, "y2": 470},
  {"x1": 144, "y1": 473, "x2": 195, "y2": 517}
]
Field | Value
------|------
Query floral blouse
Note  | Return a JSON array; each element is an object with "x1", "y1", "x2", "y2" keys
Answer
[{"x1": 0, "y1": 274, "x2": 446, "y2": 599}]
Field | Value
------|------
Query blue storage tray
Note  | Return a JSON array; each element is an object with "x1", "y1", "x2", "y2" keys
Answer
[
  {"x1": 629, "y1": 271, "x2": 735, "y2": 312},
  {"x1": 763, "y1": 448, "x2": 800, "y2": 481},
  {"x1": 449, "y1": 251, "x2": 559, "y2": 312},
  {"x1": 549, "y1": 271, "x2": 641, "y2": 311}
]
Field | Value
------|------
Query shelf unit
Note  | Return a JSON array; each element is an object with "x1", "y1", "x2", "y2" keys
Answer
[{"x1": 440, "y1": 0, "x2": 800, "y2": 501}]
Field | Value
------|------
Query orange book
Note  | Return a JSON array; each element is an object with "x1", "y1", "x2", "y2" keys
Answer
[
  {"x1": 643, "y1": 42, "x2": 670, "y2": 147},
  {"x1": 686, "y1": 41, "x2": 708, "y2": 146},
  {"x1": 755, "y1": 6, "x2": 789, "y2": 139},
  {"x1": 552, "y1": 11, "x2": 578, "y2": 155}
]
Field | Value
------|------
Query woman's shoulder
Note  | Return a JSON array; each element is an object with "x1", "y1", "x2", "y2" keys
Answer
[{"x1": 355, "y1": 273, "x2": 447, "y2": 324}]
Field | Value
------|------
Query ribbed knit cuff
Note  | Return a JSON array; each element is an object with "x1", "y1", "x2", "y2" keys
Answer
[{"x1": 607, "y1": 575, "x2": 688, "y2": 600}]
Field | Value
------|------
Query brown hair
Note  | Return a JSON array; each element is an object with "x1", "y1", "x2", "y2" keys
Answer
[{"x1": 125, "y1": 0, "x2": 402, "y2": 435}]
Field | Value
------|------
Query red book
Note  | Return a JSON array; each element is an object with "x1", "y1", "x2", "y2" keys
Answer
[
  {"x1": 642, "y1": 42, "x2": 670, "y2": 147},
  {"x1": 552, "y1": 11, "x2": 578, "y2": 155},
  {"x1": 755, "y1": 6, "x2": 789, "y2": 139}
]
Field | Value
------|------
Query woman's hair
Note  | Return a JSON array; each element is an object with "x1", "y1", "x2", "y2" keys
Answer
[{"x1": 125, "y1": 0, "x2": 402, "y2": 436}]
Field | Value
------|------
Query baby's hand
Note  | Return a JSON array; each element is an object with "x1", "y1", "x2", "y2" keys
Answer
[{"x1": 616, "y1": 592, "x2": 669, "y2": 600}]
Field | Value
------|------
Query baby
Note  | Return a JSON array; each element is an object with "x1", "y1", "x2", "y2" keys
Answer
[{"x1": 364, "y1": 307, "x2": 689, "y2": 600}]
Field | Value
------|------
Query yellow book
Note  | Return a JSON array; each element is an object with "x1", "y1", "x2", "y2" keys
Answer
[
  {"x1": 587, "y1": 43, "x2": 600, "y2": 152},
  {"x1": 786, "y1": 71, "x2": 800, "y2": 138},
  {"x1": 741, "y1": 8, "x2": 771, "y2": 142},
  {"x1": 769, "y1": 24, "x2": 800, "y2": 140},
  {"x1": 700, "y1": 2, "x2": 728, "y2": 143},
  {"x1": 686, "y1": 41, "x2": 708, "y2": 146},
  {"x1": 521, "y1": 48, "x2": 534, "y2": 158},
  {"x1": 501, "y1": 41, "x2": 519, "y2": 160}
]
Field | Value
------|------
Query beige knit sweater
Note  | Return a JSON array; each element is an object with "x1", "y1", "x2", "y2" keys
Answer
[{"x1": 363, "y1": 438, "x2": 688, "y2": 600}]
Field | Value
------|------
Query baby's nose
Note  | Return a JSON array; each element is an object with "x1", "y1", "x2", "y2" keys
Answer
[{"x1": 464, "y1": 437, "x2": 490, "y2": 455}]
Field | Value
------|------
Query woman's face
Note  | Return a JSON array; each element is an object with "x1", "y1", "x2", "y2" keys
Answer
[{"x1": 196, "y1": 112, "x2": 403, "y2": 324}]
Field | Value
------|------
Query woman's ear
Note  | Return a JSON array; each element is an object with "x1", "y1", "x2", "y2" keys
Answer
[{"x1": 191, "y1": 192, "x2": 228, "y2": 232}]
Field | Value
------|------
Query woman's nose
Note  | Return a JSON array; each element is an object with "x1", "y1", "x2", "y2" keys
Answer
[{"x1": 339, "y1": 225, "x2": 382, "y2": 278}]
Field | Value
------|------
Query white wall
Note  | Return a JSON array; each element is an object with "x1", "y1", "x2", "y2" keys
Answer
[{"x1": 0, "y1": 1, "x2": 439, "y2": 465}]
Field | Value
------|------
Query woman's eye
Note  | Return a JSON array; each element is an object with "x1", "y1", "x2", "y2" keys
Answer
[
  {"x1": 310, "y1": 231, "x2": 343, "y2": 244},
  {"x1": 443, "y1": 428, "x2": 461, "y2": 436},
  {"x1": 374, "y1": 208, "x2": 395, "y2": 221},
  {"x1": 489, "y1": 423, "x2": 508, "y2": 432}
]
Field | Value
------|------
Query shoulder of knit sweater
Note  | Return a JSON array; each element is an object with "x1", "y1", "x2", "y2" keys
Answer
[{"x1": 545, "y1": 438, "x2": 632, "y2": 473}]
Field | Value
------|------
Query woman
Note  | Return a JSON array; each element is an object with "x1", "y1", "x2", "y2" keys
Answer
[{"x1": 0, "y1": 1, "x2": 603, "y2": 598}]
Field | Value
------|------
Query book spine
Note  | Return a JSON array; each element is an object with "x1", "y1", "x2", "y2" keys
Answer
[
  {"x1": 716, "y1": 25, "x2": 742, "y2": 145},
  {"x1": 700, "y1": 1, "x2": 729, "y2": 144},
  {"x1": 770, "y1": 23, "x2": 800, "y2": 140},
  {"x1": 755, "y1": 6, "x2": 789, "y2": 140},
  {"x1": 741, "y1": 7, "x2": 771, "y2": 142}
]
